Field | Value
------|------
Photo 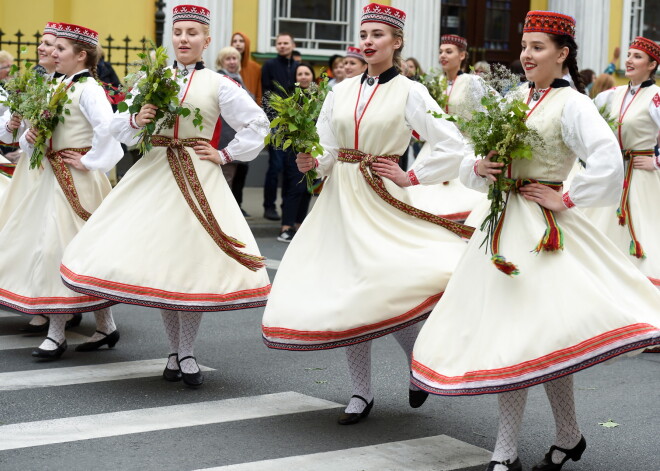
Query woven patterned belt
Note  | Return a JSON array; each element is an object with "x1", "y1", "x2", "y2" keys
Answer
[
  {"x1": 617, "y1": 149, "x2": 654, "y2": 259},
  {"x1": 490, "y1": 178, "x2": 563, "y2": 276},
  {"x1": 337, "y1": 148, "x2": 474, "y2": 239},
  {"x1": 47, "y1": 147, "x2": 92, "y2": 221},
  {"x1": 151, "y1": 135, "x2": 265, "y2": 271}
]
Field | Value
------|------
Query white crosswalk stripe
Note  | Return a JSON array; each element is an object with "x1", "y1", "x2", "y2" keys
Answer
[
  {"x1": 0, "y1": 392, "x2": 341, "y2": 451},
  {"x1": 200, "y1": 435, "x2": 491, "y2": 471},
  {"x1": 0, "y1": 332, "x2": 89, "y2": 351},
  {"x1": 0, "y1": 359, "x2": 215, "y2": 391},
  {"x1": 265, "y1": 258, "x2": 281, "y2": 269}
]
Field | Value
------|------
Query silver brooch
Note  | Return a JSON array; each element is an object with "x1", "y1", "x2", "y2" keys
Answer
[
  {"x1": 180, "y1": 68, "x2": 189, "y2": 77},
  {"x1": 630, "y1": 88, "x2": 636, "y2": 95},
  {"x1": 367, "y1": 77, "x2": 375, "y2": 86}
]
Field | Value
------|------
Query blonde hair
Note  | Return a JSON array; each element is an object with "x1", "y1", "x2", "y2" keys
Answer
[
  {"x1": 216, "y1": 46, "x2": 241, "y2": 71},
  {"x1": 0, "y1": 50, "x2": 14, "y2": 64},
  {"x1": 391, "y1": 27, "x2": 404, "y2": 74},
  {"x1": 590, "y1": 73, "x2": 615, "y2": 99}
]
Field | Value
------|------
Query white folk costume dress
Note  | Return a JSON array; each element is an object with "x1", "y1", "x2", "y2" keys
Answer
[
  {"x1": 585, "y1": 81, "x2": 660, "y2": 286},
  {"x1": 407, "y1": 71, "x2": 486, "y2": 220},
  {"x1": 0, "y1": 71, "x2": 120, "y2": 314},
  {"x1": 411, "y1": 81, "x2": 660, "y2": 396},
  {"x1": 262, "y1": 68, "x2": 471, "y2": 350},
  {"x1": 61, "y1": 63, "x2": 270, "y2": 311}
]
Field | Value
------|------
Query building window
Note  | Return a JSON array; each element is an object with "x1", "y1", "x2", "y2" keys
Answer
[
  {"x1": 641, "y1": 0, "x2": 659, "y2": 41},
  {"x1": 268, "y1": 0, "x2": 356, "y2": 55}
]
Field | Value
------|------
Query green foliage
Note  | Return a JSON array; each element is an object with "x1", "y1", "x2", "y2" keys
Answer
[
  {"x1": 264, "y1": 75, "x2": 330, "y2": 192},
  {"x1": 432, "y1": 64, "x2": 543, "y2": 253},
  {"x1": 117, "y1": 42, "x2": 203, "y2": 154},
  {"x1": 0, "y1": 57, "x2": 44, "y2": 141},
  {"x1": 420, "y1": 69, "x2": 450, "y2": 112},
  {"x1": 597, "y1": 104, "x2": 620, "y2": 134}
]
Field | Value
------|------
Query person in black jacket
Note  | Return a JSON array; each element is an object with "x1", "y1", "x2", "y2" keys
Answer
[{"x1": 261, "y1": 32, "x2": 299, "y2": 221}]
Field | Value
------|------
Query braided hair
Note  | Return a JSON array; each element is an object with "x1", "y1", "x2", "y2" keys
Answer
[
  {"x1": 71, "y1": 40, "x2": 100, "y2": 80},
  {"x1": 549, "y1": 34, "x2": 585, "y2": 94}
]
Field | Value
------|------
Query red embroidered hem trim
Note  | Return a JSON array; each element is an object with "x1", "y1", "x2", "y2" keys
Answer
[
  {"x1": 562, "y1": 192, "x2": 575, "y2": 208},
  {"x1": 407, "y1": 169, "x2": 420, "y2": 186}
]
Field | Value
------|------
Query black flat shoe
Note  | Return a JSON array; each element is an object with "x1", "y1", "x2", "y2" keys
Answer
[
  {"x1": 65, "y1": 313, "x2": 82, "y2": 330},
  {"x1": 409, "y1": 388, "x2": 429, "y2": 408},
  {"x1": 163, "y1": 353, "x2": 182, "y2": 382},
  {"x1": 485, "y1": 457, "x2": 522, "y2": 471},
  {"x1": 338, "y1": 395, "x2": 374, "y2": 425},
  {"x1": 74, "y1": 330, "x2": 120, "y2": 352},
  {"x1": 178, "y1": 355, "x2": 204, "y2": 388},
  {"x1": 31, "y1": 337, "x2": 67, "y2": 360},
  {"x1": 21, "y1": 315, "x2": 49, "y2": 333},
  {"x1": 532, "y1": 436, "x2": 587, "y2": 471}
]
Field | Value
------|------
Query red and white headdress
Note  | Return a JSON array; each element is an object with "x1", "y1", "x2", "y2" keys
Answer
[
  {"x1": 173, "y1": 4, "x2": 211, "y2": 25},
  {"x1": 523, "y1": 11, "x2": 576, "y2": 39},
  {"x1": 361, "y1": 3, "x2": 406, "y2": 30},
  {"x1": 629, "y1": 36, "x2": 660, "y2": 64},
  {"x1": 43, "y1": 22, "x2": 60, "y2": 37},
  {"x1": 346, "y1": 46, "x2": 365, "y2": 62},
  {"x1": 57, "y1": 23, "x2": 99, "y2": 47},
  {"x1": 441, "y1": 34, "x2": 468, "y2": 50}
]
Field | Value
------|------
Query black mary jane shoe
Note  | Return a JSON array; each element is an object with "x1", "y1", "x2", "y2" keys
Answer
[
  {"x1": 337, "y1": 395, "x2": 374, "y2": 425},
  {"x1": 21, "y1": 315, "x2": 50, "y2": 333},
  {"x1": 409, "y1": 388, "x2": 429, "y2": 408},
  {"x1": 178, "y1": 355, "x2": 204, "y2": 388},
  {"x1": 163, "y1": 353, "x2": 182, "y2": 382},
  {"x1": 531, "y1": 436, "x2": 587, "y2": 471},
  {"x1": 31, "y1": 337, "x2": 67, "y2": 361},
  {"x1": 75, "y1": 330, "x2": 120, "y2": 352},
  {"x1": 485, "y1": 457, "x2": 522, "y2": 471},
  {"x1": 65, "y1": 313, "x2": 83, "y2": 330}
]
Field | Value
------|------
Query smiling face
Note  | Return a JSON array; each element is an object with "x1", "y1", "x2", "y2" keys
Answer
[
  {"x1": 331, "y1": 58, "x2": 346, "y2": 81},
  {"x1": 625, "y1": 48, "x2": 657, "y2": 84},
  {"x1": 172, "y1": 21, "x2": 210, "y2": 66},
  {"x1": 343, "y1": 57, "x2": 367, "y2": 78},
  {"x1": 439, "y1": 44, "x2": 465, "y2": 75},
  {"x1": 231, "y1": 34, "x2": 246, "y2": 55},
  {"x1": 52, "y1": 38, "x2": 86, "y2": 76},
  {"x1": 296, "y1": 65, "x2": 314, "y2": 88},
  {"x1": 222, "y1": 53, "x2": 240, "y2": 74},
  {"x1": 38, "y1": 34, "x2": 57, "y2": 72},
  {"x1": 275, "y1": 34, "x2": 294, "y2": 58},
  {"x1": 520, "y1": 32, "x2": 568, "y2": 87},
  {"x1": 359, "y1": 23, "x2": 401, "y2": 71}
]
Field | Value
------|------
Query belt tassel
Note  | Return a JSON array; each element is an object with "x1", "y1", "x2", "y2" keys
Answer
[{"x1": 616, "y1": 149, "x2": 652, "y2": 259}]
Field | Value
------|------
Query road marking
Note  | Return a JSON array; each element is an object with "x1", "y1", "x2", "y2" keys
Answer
[
  {"x1": 0, "y1": 332, "x2": 88, "y2": 351},
  {"x1": 0, "y1": 359, "x2": 215, "y2": 392},
  {"x1": 201, "y1": 435, "x2": 491, "y2": 471},
  {"x1": 0, "y1": 392, "x2": 341, "y2": 451},
  {"x1": 0, "y1": 311, "x2": 20, "y2": 318},
  {"x1": 265, "y1": 259, "x2": 280, "y2": 270}
]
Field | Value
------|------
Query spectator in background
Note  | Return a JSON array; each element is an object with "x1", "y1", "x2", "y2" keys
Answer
[
  {"x1": 604, "y1": 47, "x2": 620, "y2": 74},
  {"x1": 403, "y1": 57, "x2": 423, "y2": 80},
  {"x1": 327, "y1": 54, "x2": 346, "y2": 88},
  {"x1": 580, "y1": 68, "x2": 596, "y2": 96},
  {"x1": 231, "y1": 32, "x2": 262, "y2": 106},
  {"x1": 292, "y1": 50, "x2": 302, "y2": 63},
  {"x1": 216, "y1": 46, "x2": 256, "y2": 218},
  {"x1": 474, "y1": 60, "x2": 490, "y2": 76},
  {"x1": 343, "y1": 46, "x2": 367, "y2": 78},
  {"x1": 262, "y1": 32, "x2": 299, "y2": 221},
  {"x1": 277, "y1": 62, "x2": 316, "y2": 243},
  {"x1": 0, "y1": 50, "x2": 14, "y2": 81},
  {"x1": 589, "y1": 73, "x2": 615, "y2": 99},
  {"x1": 97, "y1": 46, "x2": 120, "y2": 90}
]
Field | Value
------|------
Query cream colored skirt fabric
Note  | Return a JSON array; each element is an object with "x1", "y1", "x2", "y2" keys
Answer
[
  {"x1": 262, "y1": 160, "x2": 468, "y2": 350},
  {"x1": 583, "y1": 167, "x2": 660, "y2": 286},
  {"x1": 0, "y1": 157, "x2": 113, "y2": 313},
  {"x1": 412, "y1": 192, "x2": 660, "y2": 395},
  {"x1": 61, "y1": 146, "x2": 270, "y2": 311},
  {"x1": 407, "y1": 142, "x2": 486, "y2": 220}
]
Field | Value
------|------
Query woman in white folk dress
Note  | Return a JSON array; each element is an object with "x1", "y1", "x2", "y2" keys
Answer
[
  {"x1": 411, "y1": 12, "x2": 660, "y2": 471},
  {"x1": 61, "y1": 5, "x2": 270, "y2": 388},
  {"x1": 262, "y1": 3, "x2": 471, "y2": 424},
  {"x1": 0, "y1": 23, "x2": 122, "y2": 360}
]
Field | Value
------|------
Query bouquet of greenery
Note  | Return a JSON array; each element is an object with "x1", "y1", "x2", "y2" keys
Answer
[
  {"x1": 597, "y1": 104, "x2": 620, "y2": 134},
  {"x1": 0, "y1": 59, "x2": 44, "y2": 141},
  {"x1": 420, "y1": 69, "x2": 450, "y2": 113},
  {"x1": 434, "y1": 64, "x2": 543, "y2": 274},
  {"x1": 117, "y1": 43, "x2": 203, "y2": 154},
  {"x1": 21, "y1": 79, "x2": 72, "y2": 169},
  {"x1": 264, "y1": 75, "x2": 330, "y2": 192}
]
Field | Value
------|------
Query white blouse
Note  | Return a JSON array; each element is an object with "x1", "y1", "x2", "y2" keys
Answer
[
  {"x1": 111, "y1": 62, "x2": 269, "y2": 164},
  {"x1": 316, "y1": 79, "x2": 468, "y2": 184},
  {"x1": 594, "y1": 86, "x2": 660, "y2": 129},
  {"x1": 460, "y1": 91, "x2": 624, "y2": 208}
]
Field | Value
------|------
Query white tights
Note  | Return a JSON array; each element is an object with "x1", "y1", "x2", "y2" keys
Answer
[
  {"x1": 161, "y1": 309, "x2": 203, "y2": 374},
  {"x1": 38, "y1": 308, "x2": 116, "y2": 350}
]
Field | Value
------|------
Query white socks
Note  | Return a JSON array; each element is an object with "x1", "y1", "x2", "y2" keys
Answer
[
  {"x1": 492, "y1": 388, "x2": 528, "y2": 469},
  {"x1": 345, "y1": 341, "x2": 373, "y2": 413},
  {"x1": 544, "y1": 375, "x2": 582, "y2": 464},
  {"x1": 161, "y1": 309, "x2": 203, "y2": 374},
  {"x1": 87, "y1": 308, "x2": 117, "y2": 342},
  {"x1": 38, "y1": 314, "x2": 68, "y2": 350},
  {"x1": 392, "y1": 323, "x2": 422, "y2": 391}
]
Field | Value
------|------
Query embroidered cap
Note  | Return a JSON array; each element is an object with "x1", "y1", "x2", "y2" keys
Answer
[
  {"x1": 441, "y1": 34, "x2": 468, "y2": 50},
  {"x1": 43, "y1": 22, "x2": 60, "y2": 37},
  {"x1": 346, "y1": 46, "x2": 366, "y2": 62},
  {"x1": 173, "y1": 4, "x2": 211, "y2": 25},
  {"x1": 57, "y1": 23, "x2": 99, "y2": 47},
  {"x1": 629, "y1": 36, "x2": 660, "y2": 64},
  {"x1": 361, "y1": 3, "x2": 406, "y2": 30},
  {"x1": 523, "y1": 11, "x2": 576, "y2": 39}
]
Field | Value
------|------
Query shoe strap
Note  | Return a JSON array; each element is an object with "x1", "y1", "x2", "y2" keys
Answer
[
  {"x1": 45, "y1": 336, "x2": 62, "y2": 347},
  {"x1": 95, "y1": 330, "x2": 110, "y2": 337},
  {"x1": 168, "y1": 353, "x2": 178, "y2": 358},
  {"x1": 350, "y1": 394, "x2": 370, "y2": 406},
  {"x1": 178, "y1": 355, "x2": 197, "y2": 363}
]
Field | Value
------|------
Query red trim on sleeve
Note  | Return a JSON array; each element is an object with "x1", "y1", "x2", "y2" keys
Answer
[
  {"x1": 314, "y1": 158, "x2": 319, "y2": 168},
  {"x1": 473, "y1": 160, "x2": 483, "y2": 178},
  {"x1": 412, "y1": 130, "x2": 420, "y2": 140},
  {"x1": 220, "y1": 148, "x2": 233, "y2": 164},
  {"x1": 653, "y1": 93, "x2": 660, "y2": 108},
  {"x1": 129, "y1": 114, "x2": 140, "y2": 130},
  {"x1": 407, "y1": 169, "x2": 420, "y2": 186},
  {"x1": 562, "y1": 192, "x2": 575, "y2": 209}
]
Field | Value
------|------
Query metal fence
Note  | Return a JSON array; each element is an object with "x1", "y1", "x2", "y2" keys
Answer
[{"x1": 0, "y1": 29, "x2": 150, "y2": 79}]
